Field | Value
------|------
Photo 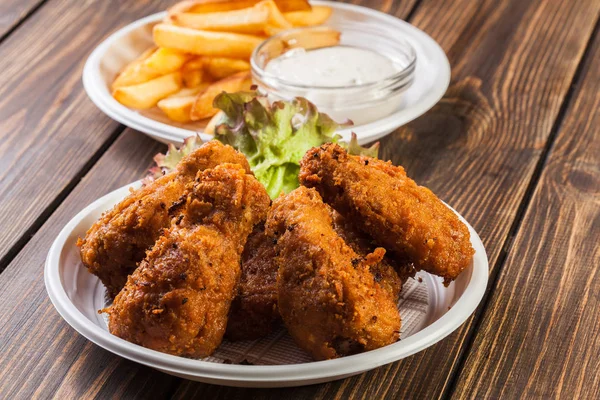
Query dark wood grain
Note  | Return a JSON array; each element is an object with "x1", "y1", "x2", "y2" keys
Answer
[
  {"x1": 0, "y1": 0, "x2": 171, "y2": 269},
  {"x1": 0, "y1": 0, "x2": 45, "y2": 39},
  {"x1": 173, "y1": 0, "x2": 600, "y2": 398},
  {"x1": 449, "y1": 28, "x2": 600, "y2": 399},
  {"x1": 0, "y1": 130, "x2": 173, "y2": 399}
]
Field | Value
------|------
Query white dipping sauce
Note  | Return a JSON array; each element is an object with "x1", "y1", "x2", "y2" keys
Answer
[{"x1": 265, "y1": 46, "x2": 397, "y2": 87}]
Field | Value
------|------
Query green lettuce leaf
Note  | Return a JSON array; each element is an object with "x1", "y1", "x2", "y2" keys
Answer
[
  {"x1": 144, "y1": 93, "x2": 380, "y2": 198},
  {"x1": 213, "y1": 91, "x2": 378, "y2": 198}
]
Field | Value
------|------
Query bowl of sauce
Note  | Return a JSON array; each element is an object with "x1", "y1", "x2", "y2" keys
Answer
[{"x1": 251, "y1": 26, "x2": 416, "y2": 126}]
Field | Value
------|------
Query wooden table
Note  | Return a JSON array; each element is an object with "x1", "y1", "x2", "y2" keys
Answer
[{"x1": 0, "y1": 0, "x2": 598, "y2": 398}]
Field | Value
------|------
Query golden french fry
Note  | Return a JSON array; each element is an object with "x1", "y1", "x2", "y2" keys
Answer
[
  {"x1": 113, "y1": 72, "x2": 182, "y2": 109},
  {"x1": 188, "y1": 0, "x2": 259, "y2": 13},
  {"x1": 157, "y1": 84, "x2": 211, "y2": 122},
  {"x1": 170, "y1": 4, "x2": 270, "y2": 34},
  {"x1": 257, "y1": 26, "x2": 341, "y2": 60},
  {"x1": 279, "y1": 26, "x2": 340, "y2": 50},
  {"x1": 158, "y1": 95, "x2": 198, "y2": 122},
  {"x1": 204, "y1": 57, "x2": 250, "y2": 79},
  {"x1": 273, "y1": 0, "x2": 311, "y2": 13},
  {"x1": 182, "y1": 68, "x2": 205, "y2": 88},
  {"x1": 170, "y1": 86, "x2": 209, "y2": 98},
  {"x1": 153, "y1": 24, "x2": 263, "y2": 58},
  {"x1": 262, "y1": 0, "x2": 293, "y2": 30},
  {"x1": 112, "y1": 48, "x2": 189, "y2": 89},
  {"x1": 204, "y1": 110, "x2": 224, "y2": 135},
  {"x1": 182, "y1": 56, "x2": 205, "y2": 72},
  {"x1": 172, "y1": 0, "x2": 310, "y2": 14},
  {"x1": 111, "y1": 47, "x2": 156, "y2": 90},
  {"x1": 191, "y1": 71, "x2": 252, "y2": 120},
  {"x1": 284, "y1": 6, "x2": 332, "y2": 26},
  {"x1": 264, "y1": 25, "x2": 286, "y2": 36}
]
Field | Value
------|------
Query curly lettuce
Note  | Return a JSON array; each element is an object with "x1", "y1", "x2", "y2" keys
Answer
[
  {"x1": 145, "y1": 92, "x2": 379, "y2": 198},
  {"x1": 212, "y1": 91, "x2": 378, "y2": 198}
]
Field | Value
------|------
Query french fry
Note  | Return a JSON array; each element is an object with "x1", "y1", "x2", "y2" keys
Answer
[
  {"x1": 170, "y1": 4, "x2": 270, "y2": 34},
  {"x1": 182, "y1": 56, "x2": 205, "y2": 72},
  {"x1": 191, "y1": 71, "x2": 252, "y2": 120},
  {"x1": 170, "y1": 86, "x2": 209, "y2": 98},
  {"x1": 204, "y1": 57, "x2": 250, "y2": 79},
  {"x1": 273, "y1": 0, "x2": 311, "y2": 13},
  {"x1": 204, "y1": 110, "x2": 224, "y2": 135},
  {"x1": 284, "y1": 6, "x2": 332, "y2": 26},
  {"x1": 182, "y1": 68, "x2": 205, "y2": 88},
  {"x1": 157, "y1": 84, "x2": 210, "y2": 122},
  {"x1": 263, "y1": 0, "x2": 293, "y2": 29},
  {"x1": 158, "y1": 95, "x2": 199, "y2": 122},
  {"x1": 112, "y1": 48, "x2": 189, "y2": 89},
  {"x1": 113, "y1": 72, "x2": 182, "y2": 109},
  {"x1": 257, "y1": 27, "x2": 341, "y2": 60},
  {"x1": 153, "y1": 24, "x2": 263, "y2": 58},
  {"x1": 111, "y1": 47, "x2": 156, "y2": 90},
  {"x1": 260, "y1": 0, "x2": 293, "y2": 36},
  {"x1": 278, "y1": 26, "x2": 340, "y2": 50},
  {"x1": 170, "y1": 0, "x2": 310, "y2": 14}
]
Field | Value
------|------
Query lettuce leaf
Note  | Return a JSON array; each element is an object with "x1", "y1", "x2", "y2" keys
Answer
[
  {"x1": 212, "y1": 91, "x2": 377, "y2": 198},
  {"x1": 144, "y1": 92, "x2": 380, "y2": 198},
  {"x1": 142, "y1": 135, "x2": 203, "y2": 185}
]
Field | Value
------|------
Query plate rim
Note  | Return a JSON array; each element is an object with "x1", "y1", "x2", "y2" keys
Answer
[
  {"x1": 45, "y1": 180, "x2": 488, "y2": 385},
  {"x1": 82, "y1": 1, "x2": 451, "y2": 145}
]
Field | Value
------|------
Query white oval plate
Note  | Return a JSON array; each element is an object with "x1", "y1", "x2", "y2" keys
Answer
[
  {"x1": 83, "y1": 1, "x2": 450, "y2": 145},
  {"x1": 45, "y1": 180, "x2": 487, "y2": 388}
]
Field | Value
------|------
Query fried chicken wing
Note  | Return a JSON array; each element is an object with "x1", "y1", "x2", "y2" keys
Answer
[
  {"x1": 106, "y1": 164, "x2": 270, "y2": 357},
  {"x1": 266, "y1": 187, "x2": 400, "y2": 360},
  {"x1": 78, "y1": 141, "x2": 250, "y2": 297},
  {"x1": 225, "y1": 223, "x2": 280, "y2": 341},
  {"x1": 225, "y1": 209, "x2": 410, "y2": 342},
  {"x1": 330, "y1": 209, "x2": 415, "y2": 299},
  {"x1": 300, "y1": 143, "x2": 474, "y2": 284}
]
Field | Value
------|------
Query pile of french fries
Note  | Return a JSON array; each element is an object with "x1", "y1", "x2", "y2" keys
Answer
[{"x1": 112, "y1": 0, "x2": 333, "y2": 124}]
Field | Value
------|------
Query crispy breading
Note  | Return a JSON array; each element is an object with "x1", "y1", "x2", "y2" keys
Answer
[
  {"x1": 225, "y1": 223, "x2": 280, "y2": 341},
  {"x1": 300, "y1": 143, "x2": 474, "y2": 284},
  {"x1": 225, "y1": 209, "x2": 412, "y2": 342},
  {"x1": 330, "y1": 209, "x2": 415, "y2": 299},
  {"x1": 78, "y1": 141, "x2": 250, "y2": 297},
  {"x1": 106, "y1": 164, "x2": 270, "y2": 357},
  {"x1": 266, "y1": 187, "x2": 400, "y2": 360}
]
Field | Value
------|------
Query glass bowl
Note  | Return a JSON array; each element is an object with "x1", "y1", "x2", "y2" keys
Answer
[{"x1": 251, "y1": 25, "x2": 417, "y2": 126}]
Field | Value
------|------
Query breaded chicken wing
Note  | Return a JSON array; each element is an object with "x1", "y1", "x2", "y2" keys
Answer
[
  {"x1": 330, "y1": 209, "x2": 415, "y2": 299},
  {"x1": 79, "y1": 141, "x2": 250, "y2": 297},
  {"x1": 106, "y1": 164, "x2": 270, "y2": 357},
  {"x1": 266, "y1": 187, "x2": 400, "y2": 360},
  {"x1": 225, "y1": 210, "x2": 410, "y2": 342},
  {"x1": 300, "y1": 143, "x2": 474, "y2": 284},
  {"x1": 225, "y1": 223, "x2": 280, "y2": 341}
]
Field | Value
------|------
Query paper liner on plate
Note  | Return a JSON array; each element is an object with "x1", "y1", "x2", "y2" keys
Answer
[{"x1": 102, "y1": 274, "x2": 428, "y2": 365}]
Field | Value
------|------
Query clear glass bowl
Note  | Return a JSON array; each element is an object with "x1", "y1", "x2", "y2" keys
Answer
[{"x1": 251, "y1": 25, "x2": 416, "y2": 126}]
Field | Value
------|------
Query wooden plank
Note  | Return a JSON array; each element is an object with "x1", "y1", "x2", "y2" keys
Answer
[
  {"x1": 0, "y1": 0, "x2": 45, "y2": 39},
  {"x1": 450, "y1": 29, "x2": 600, "y2": 399},
  {"x1": 173, "y1": 0, "x2": 600, "y2": 398},
  {"x1": 0, "y1": 130, "x2": 174, "y2": 399},
  {"x1": 0, "y1": 0, "x2": 170, "y2": 267}
]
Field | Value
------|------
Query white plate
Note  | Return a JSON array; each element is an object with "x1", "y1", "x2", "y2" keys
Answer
[
  {"x1": 83, "y1": 1, "x2": 450, "y2": 145},
  {"x1": 45, "y1": 181, "x2": 487, "y2": 388}
]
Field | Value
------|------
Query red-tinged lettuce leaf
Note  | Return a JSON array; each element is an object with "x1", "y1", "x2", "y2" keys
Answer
[{"x1": 142, "y1": 134, "x2": 203, "y2": 185}]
